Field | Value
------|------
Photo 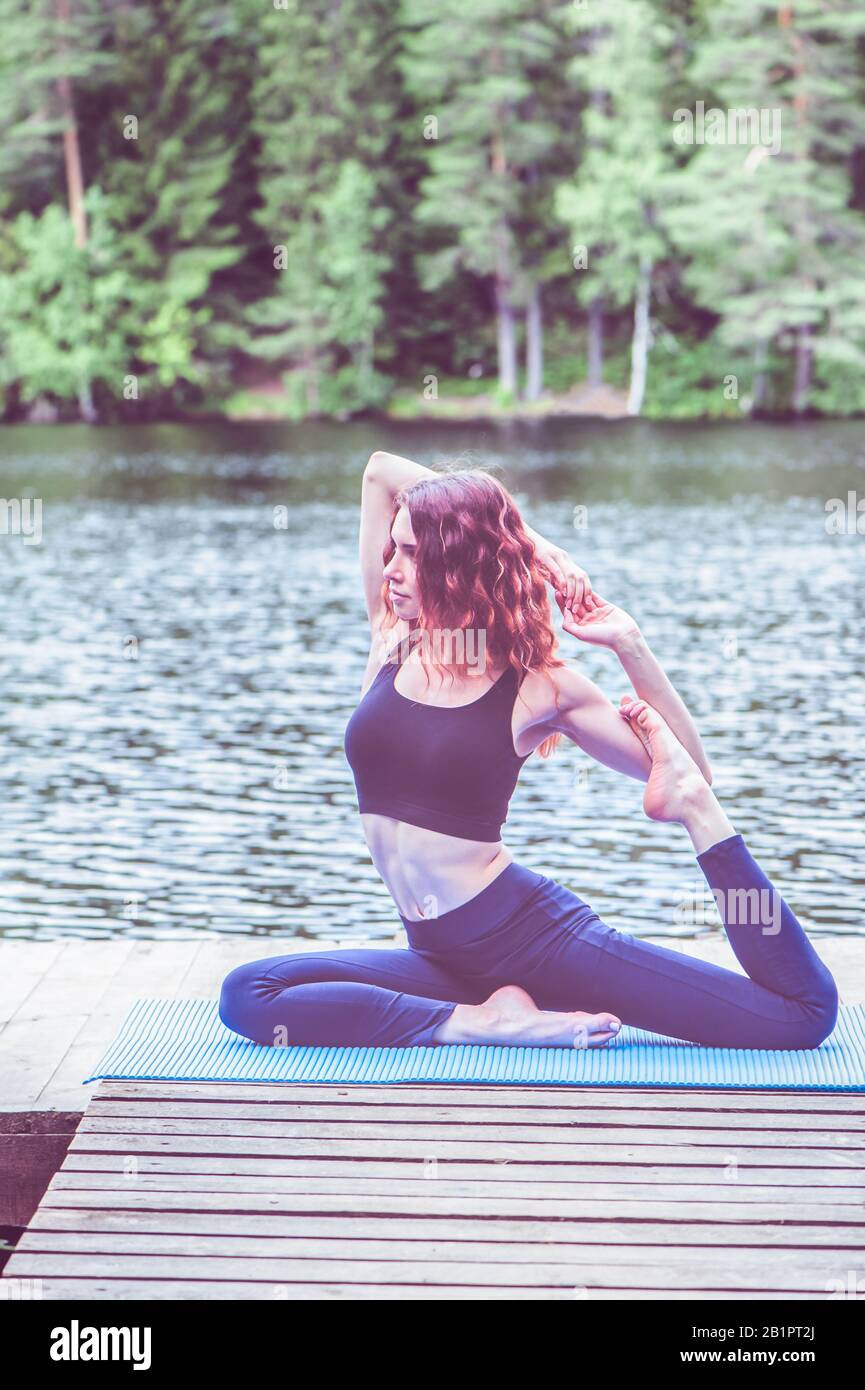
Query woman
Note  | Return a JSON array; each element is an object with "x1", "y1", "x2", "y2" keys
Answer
[{"x1": 219, "y1": 451, "x2": 839, "y2": 1052}]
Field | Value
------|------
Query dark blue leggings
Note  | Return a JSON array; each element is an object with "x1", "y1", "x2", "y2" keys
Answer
[{"x1": 218, "y1": 834, "x2": 839, "y2": 1052}]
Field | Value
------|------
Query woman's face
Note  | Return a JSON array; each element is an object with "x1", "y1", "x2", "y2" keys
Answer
[{"x1": 383, "y1": 506, "x2": 420, "y2": 619}]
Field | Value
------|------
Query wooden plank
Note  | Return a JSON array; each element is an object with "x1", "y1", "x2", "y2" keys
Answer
[
  {"x1": 23, "y1": 1208, "x2": 865, "y2": 1248},
  {"x1": 15, "y1": 1234, "x2": 865, "y2": 1267},
  {"x1": 75, "y1": 1115, "x2": 865, "y2": 1150},
  {"x1": 83, "y1": 1098, "x2": 865, "y2": 1130},
  {"x1": 45, "y1": 1174, "x2": 865, "y2": 1219},
  {"x1": 65, "y1": 1131, "x2": 865, "y2": 1167},
  {"x1": 3, "y1": 1250, "x2": 857, "y2": 1291},
  {"x1": 38, "y1": 1189, "x2": 865, "y2": 1219},
  {"x1": 55, "y1": 1152, "x2": 865, "y2": 1187},
  {"x1": 89, "y1": 1081, "x2": 865, "y2": 1110},
  {"x1": 1, "y1": 1279, "x2": 789, "y2": 1301}
]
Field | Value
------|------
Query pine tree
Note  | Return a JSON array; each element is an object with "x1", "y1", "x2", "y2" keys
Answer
[
  {"x1": 244, "y1": 0, "x2": 404, "y2": 415},
  {"x1": 0, "y1": 0, "x2": 259, "y2": 417},
  {"x1": 0, "y1": 188, "x2": 133, "y2": 417},
  {"x1": 0, "y1": 0, "x2": 112, "y2": 222},
  {"x1": 89, "y1": 0, "x2": 258, "y2": 407},
  {"x1": 0, "y1": 0, "x2": 116, "y2": 415},
  {"x1": 554, "y1": 0, "x2": 678, "y2": 415},
  {"x1": 662, "y1": 0, "x2": 865, "y2": 413},
  {"x1": 401, "y1": 0, "x2": 583, "y2": 402}
]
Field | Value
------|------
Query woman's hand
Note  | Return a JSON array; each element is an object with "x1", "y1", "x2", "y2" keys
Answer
[
  {"x1": 535, "y1": 545, "x2": 592, "y2": 610},
  {"x1": 560, "y1": 590, "x2": 642, "y2": 651}
]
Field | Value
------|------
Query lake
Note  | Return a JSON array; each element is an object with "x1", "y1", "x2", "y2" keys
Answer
[{"x1": 0, "y1": 416, "x2": 862, "y2": 941}]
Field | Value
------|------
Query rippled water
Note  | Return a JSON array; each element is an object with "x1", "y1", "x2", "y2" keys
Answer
[{"x1": 0, "y1": 418, "x2": 863, "y2": 940}]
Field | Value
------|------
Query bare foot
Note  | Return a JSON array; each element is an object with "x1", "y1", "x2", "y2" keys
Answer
[
  {"x1": 435, "y1": 984, "x2": 621, "y2": 1049},
  {"x1": 619, "y1": 697, "x2": 708, "y2": 823}
]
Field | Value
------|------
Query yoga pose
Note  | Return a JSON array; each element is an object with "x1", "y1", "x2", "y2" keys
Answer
[{"x1": 219, "y1": 451, "x2": 839, "y2": 1052}]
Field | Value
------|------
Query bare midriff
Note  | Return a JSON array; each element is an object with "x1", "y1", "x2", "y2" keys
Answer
[
  {"x1": 359, "y1": 814, "x2": 514, "y2": 921},
  {"x1": 357, "y1": 621, "x2": 554, "y2": 922}
]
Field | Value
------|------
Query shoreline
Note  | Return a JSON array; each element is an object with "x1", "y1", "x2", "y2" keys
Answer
[
  {"x1": 5, "y1": 386, "x2": 863, "y2": 431},
  {"x1": 4, "y1": 406, "x2": 859, "y2": 429}
]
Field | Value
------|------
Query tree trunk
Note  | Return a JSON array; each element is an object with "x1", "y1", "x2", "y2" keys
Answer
[
  {"x1": 488, "y1": 78, "x2": 517, "y2": 399},
  {"x1": 587, "y1": 297, "x2": 604, "y2": 387},
  {"x1": 525, "y1": 282, "x2": 543, "y2": 401},
  {"x1": 792, "y1": 324, "x2": 812, "y2": 413},
  {"x1": 56, "y1": 0, "x2": 87, "y2": 250},
  {"x1": 586, "y1": 85, "x2": 606, "y2": 391},
  {"x1": 779, "y1": 5, "x2": 814, "y2": 416},
  {"x1": 355, "y1": 331, "x2": 374, "y2": 401},
  {"x1": 56, "y1": 0, "x2": 94, "y2": 420},
  {"x1": 626, "y1": 254, "x2": 652, "y2": 417},
  {"x1": 77, "y1": 380, "x2": 98, "y2": 423},
  {"x1": 305, "y1": 345, "x2": 320, "y2": 415},
  {"x1": 495, "y1": 274, "x2": 518, "y2": 397},
  {"x1": 752, "y1": 340, "x2": 768, "y2": 411}
]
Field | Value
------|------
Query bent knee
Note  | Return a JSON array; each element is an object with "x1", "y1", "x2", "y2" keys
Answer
[
  {"x1": 797, "y1": 973, "x2": 839, "y2": 1049},
  {"x1": 218, "y1": 959, "x2": 276, "y2": 1038}
]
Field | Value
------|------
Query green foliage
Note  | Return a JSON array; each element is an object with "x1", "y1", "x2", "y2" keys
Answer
[
  {"x1": 659, "y1": 0, "x2": 865, "y2": 412},
  {"x1": 642, "y1": 336, "x2": 749, "y2": 420},
  {"x1": 0, "y1": 188, "x2": 130, "y2": 410},
  {"x1": 0, "y1": 0, "x2": 114, "y2": 215},
  {"x1": 555, "y1": 0, "x2": 674, "y2": 310},
  {"x1": 399, "y1": 0, "x2": 584, "y2": 396},
  {"x1": 1, "y1": 0, "x2": 865, "y2": 421},
  {"x1": 243, "y1": 0, "x2": 403, "y2": 412}
]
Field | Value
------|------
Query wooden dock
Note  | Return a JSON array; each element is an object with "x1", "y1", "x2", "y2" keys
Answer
[
  {"x1": 2, "y1": 1080, "x2": 864, "y2": 1299},
  {"x1": 1, "y1": 936, "x2": 863, "y2": 1300}
]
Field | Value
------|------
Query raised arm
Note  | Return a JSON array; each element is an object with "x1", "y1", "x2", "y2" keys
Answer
[
  {"x1": 359, "y1": 452, "x2": 434, "y2": 627},
  {"x1": 560, "y1": 590, "x2": 713, "y2": 784},
  {"x1": 547, "y1": 665, "x2": 653, "y2": 782},
  {"x1": 612, "y1": 628, "x2": 712, "y2": 783},
  {"x1": 365, "y1": 450, "x2": 437, "y2": 494},
  {"x1": 364, "y1": 450, "x2": 592, "y2": 608}
]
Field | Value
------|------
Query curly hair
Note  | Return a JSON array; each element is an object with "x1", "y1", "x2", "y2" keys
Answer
[{"x1": 378, "y1": 464, "x2": 567, "y2": 759}]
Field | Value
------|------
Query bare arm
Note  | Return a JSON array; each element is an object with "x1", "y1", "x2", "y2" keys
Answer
[
  {"x1": 559, "y1": 593, "x2": 713, "y2": 784},
  {"x1": 365, "y1": 450, "x2": 438, "y2": 494},
  {"x1": 613, "y1": 629, "x2": 713, "y2": 783},
  {"x1": 548, "y1": 665, "x2": 652, "y2": 782}
]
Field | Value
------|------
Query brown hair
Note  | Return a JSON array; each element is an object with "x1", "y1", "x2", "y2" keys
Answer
[{"x1": 379, "y1": 465, "x2": 566, "y2": 758}]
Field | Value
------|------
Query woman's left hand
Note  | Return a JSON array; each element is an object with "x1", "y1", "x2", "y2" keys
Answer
[
  {"x1": 560, "y1": 590, "x2": 642, "y2": 650},
  {"x1": 536, "y1": 546, "x2": 592, "y2": 610}
]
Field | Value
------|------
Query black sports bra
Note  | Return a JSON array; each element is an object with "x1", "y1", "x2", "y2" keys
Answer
[{"x1": 344, "y1": 640, "x2": 531, "y2": 842}]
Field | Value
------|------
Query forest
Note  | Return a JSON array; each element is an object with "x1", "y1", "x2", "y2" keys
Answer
[{"x1": 2, "y1": 0, "x2": 865, "y2": 424}]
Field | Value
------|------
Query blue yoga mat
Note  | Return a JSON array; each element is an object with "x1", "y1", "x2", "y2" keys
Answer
[{"x1": 82, "y1": 998, "x2": 865, "y2": 1090}]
